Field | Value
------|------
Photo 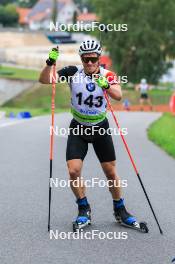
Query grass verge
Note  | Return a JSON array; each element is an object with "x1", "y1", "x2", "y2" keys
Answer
[
  {"x1": 147, "y1": 113, "x2": 175, "y2": 158},
  {"x1": 3, "y1": 82, "x2": 71, "y2": 109},
  {"x1": 0, "y1": 66, "x2": 40, "y2": 81},
  {"x1": 0, "y1": 107, "x2": 69, "y2": 117}
]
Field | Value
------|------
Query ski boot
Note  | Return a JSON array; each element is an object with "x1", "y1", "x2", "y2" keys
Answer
[
  {"x1": 73, "y1": 203, "x2": 91, "y2": 232},
  {"x1": 113, "y1": 199, "x2": 149, "y2": 233}
]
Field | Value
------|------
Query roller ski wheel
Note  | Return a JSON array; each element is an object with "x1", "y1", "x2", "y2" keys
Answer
[
  {"x1": 72, "y1": 204, "x2": 91, "y2": 233},
  {"x1": 114, "y1": 204, "x2": 149, "y2": 233},
  {"x1": 115, "y1": 216, "x2": 149, "y2": 233},
  {"x1": 72, "y1": 219, "x2": 91, "y2": 233}
]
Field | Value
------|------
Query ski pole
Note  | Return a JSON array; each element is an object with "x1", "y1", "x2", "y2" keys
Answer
[
  {"x1": 103, "y1": 90, "x2": 163, "y2": 235},
  {"x1": 48, "y1": 63, "x2": 56, "y2": 232}
]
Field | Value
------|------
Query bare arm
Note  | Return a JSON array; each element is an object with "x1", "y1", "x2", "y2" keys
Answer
[
  {"x1": 107, "y1": 84, "x2": 122, "y2": 101},
  {"x1": 39, "y1": 65, "x2": 53, "y2": 84},
  {"x1": 135, "y1": 84, "x2": 140, "y2": 91}
]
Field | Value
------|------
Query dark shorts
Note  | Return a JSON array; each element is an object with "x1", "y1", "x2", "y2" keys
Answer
[
  {"x1": 140, "y1": 93, "x2": 148, "y2": 99},
  {"x1": 66, "y1": 118, "x2": 116, "y2": 163}
]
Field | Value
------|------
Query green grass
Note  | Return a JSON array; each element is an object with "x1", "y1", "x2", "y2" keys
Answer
[
  {"x1": 1, "y1": 65, "x2": 173, "y2": 116},
  {"x1": 122, "y1": 82, "x2": 174, "y2": 90},
  {"x1": 1, "y1": 82, "x2": 70, "y2": 116},
  {"x1": 0, "y1": 66, "x2": 70, "y2": 116},
  {"x1": 4, "y1": 82, "x2": 173, "y2": 111},
  {"x1": 0, "y1": 66, "x2": 40, "y2": 81},
  {"x1": 2, "y1": 83, "x2": 173, "y2": 118},
  {"x1": 121, "y1": 89, "x2": 173, "y2": 105},
  {"x1": 148, "y1": 113, "x2": 175, "y2": 158},
  {"x1": 0, "y1": 107, "x2": 69, "y2": 117},
  {"x1": 3, "y1": 82, "x2": 71, "y2": 109},
  {"x1": 148, "y1": 89, "x2": 173, "y2": 104}
]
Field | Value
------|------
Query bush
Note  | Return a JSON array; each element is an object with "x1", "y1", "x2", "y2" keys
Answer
[{"x1": 0, "y1": 4, "x2": 19, "y2": 27}]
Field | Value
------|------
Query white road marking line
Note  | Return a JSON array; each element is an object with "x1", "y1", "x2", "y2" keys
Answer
[
  {"x1": 0, "y1": 120, "x2": 25, "y2": 127},
  {"x1": 0, "y1": 117, "x2": 39, "y2": 128}
]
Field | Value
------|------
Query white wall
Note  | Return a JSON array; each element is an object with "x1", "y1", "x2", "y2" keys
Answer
[
  {"x1": 160, "y1": 61, "x2": 175, "y2": 83},
  {"x1": 57, "y1": 3, "x2": 78, "y2": 24}
]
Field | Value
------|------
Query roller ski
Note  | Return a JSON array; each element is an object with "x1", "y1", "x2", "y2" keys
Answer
[
  {"x1": 73, "y1": 199, "x2": 91, "y2": 232},
  {"x1": 113, "y1": 199, "x2": 149, "y2": 233}
]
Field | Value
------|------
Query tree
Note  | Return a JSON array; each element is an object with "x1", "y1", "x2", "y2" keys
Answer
[
  {"x1": 74, "y1": 0, "x2": 93, "y2": 12},
  {"x1": 73, "y1": 10, "x2": 78, "y2": 24},
  {"x1": 91, "y1": 0, "x2": 175, "y2": 83},
  {"x1": 17, "y1": 0, "x2": 38, "y2": 8},
  {"x1": 0, "y1": 4, "x2": 19, "y2": 26},
  {"x1": 51, "y1": 0, "x2": 58, "y2": 24},
  {"x1": 0, "y1": 0, "x2": 15, "y2": 5}
]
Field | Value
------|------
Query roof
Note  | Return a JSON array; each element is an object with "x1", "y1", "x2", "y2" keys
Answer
[
  {"x1": 29, "y1": 11, "x2": 51, "y2": 22},
  {"x1": 16, "y1": 7, "x2": 31, "y2": 24},
  {"x1": 28, "y1": 0, "x2": 75, "y2": 21},
  {"x1": 77, "y1": 13, "x2": 98, "y2": 22},
  {"x1": 59, "y1": 0, "x2": 73, "y2": 3}
]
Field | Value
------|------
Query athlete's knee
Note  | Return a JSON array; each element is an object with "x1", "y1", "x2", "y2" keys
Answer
[
  {"x1": 102, "y1": 161, "x2": 116, "y2": 179},
  {"x1": 67, "y1": 160, "x2": 82, "y2": 180},
  {"x1": 68, "y1": 166, "x2": 81, "y2": 180},
  {"x1": 104, "y1": 165, "x2": 120, "y2": 182},
  {"x1": 106, "y1": 171, "x2": 117, "y2": 181}
]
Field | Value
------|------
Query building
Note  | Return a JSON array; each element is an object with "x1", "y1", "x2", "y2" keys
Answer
[
  {"x1": 16, "y1": 7, "x2": 31, "y2": 26},
  {"x1": 77, "y1": 10, "x2": 98, "y2": 24},
  {"x1": 27, "y1": 0, "x2": 78, "y2": 30}
]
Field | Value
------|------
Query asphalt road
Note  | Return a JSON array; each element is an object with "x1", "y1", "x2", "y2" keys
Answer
[{"x1": 0, "y1": 112, "x2": 175, "y2": 264}]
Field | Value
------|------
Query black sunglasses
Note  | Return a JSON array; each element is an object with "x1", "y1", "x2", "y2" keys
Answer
[{"x1": 82, "y1": 57, "x2": 99, "y2": 63}]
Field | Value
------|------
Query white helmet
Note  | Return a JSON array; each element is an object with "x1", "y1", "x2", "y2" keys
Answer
[
  {"x1": 141, "y1": 78, "x2": 147, "y2": 84},
  {"x1": 79, "y1": 40, "x2": 102, "y2": 56}
]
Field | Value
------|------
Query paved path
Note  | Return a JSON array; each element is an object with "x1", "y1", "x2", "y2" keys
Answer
[{"x1": 0, "y1": 112, "x2": 175, "y2": 264}]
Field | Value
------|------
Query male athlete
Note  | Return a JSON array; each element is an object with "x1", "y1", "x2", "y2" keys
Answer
[
  {"x1": 39, "y1": 40, "x2": 137, "y2": 229},
  {"x1": 138, "y1": 78, "x2": 152, "y2": 111}
]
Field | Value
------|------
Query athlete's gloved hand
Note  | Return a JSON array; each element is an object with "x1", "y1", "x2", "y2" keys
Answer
[
  {"x1": 46, "y1": 47, "x2": 59, "y2": 66},
  {"x1": 95, "y1": 76, "x2": 110, "y2": 89}
]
